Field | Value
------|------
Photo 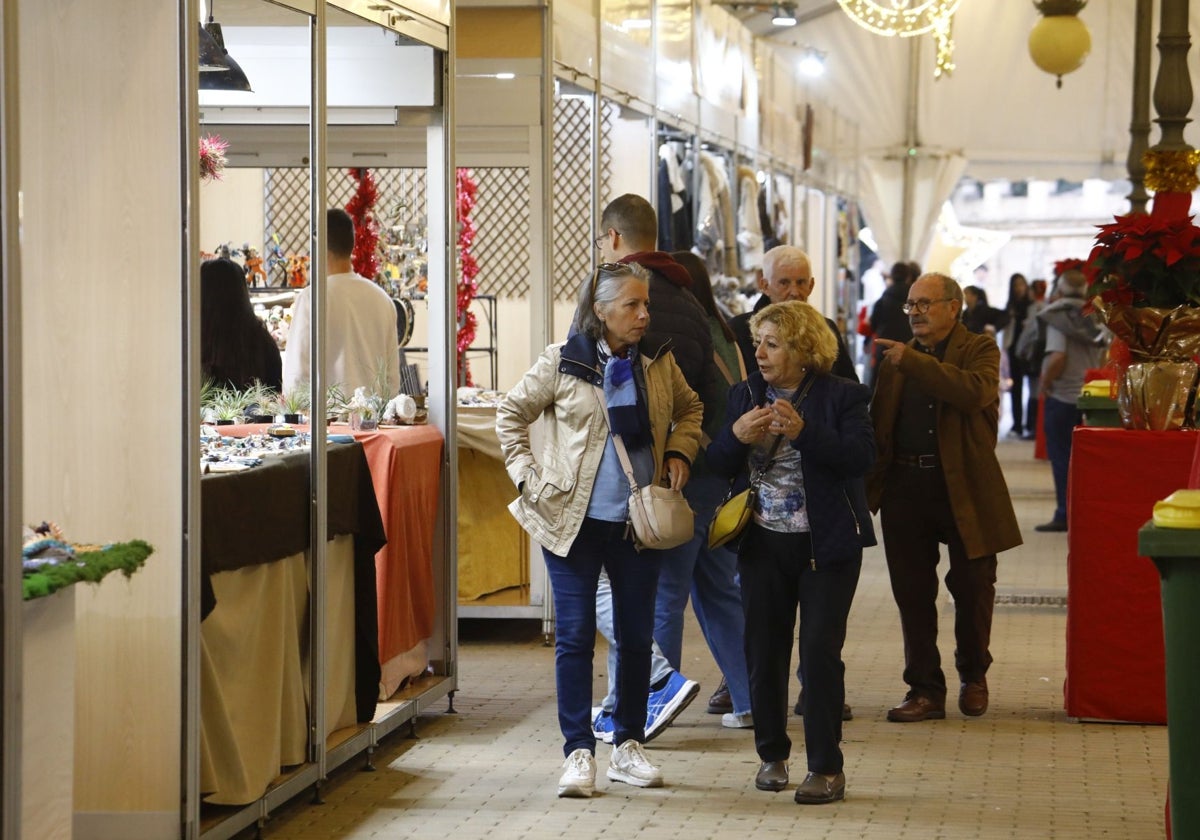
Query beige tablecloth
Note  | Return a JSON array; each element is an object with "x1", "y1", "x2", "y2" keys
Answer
[
  {"x1": 200, "y1": 536, "x2": 357, "y2": 806},
  {"x1": 456, "y1": 406, "x2": 529, "y2": 601}
]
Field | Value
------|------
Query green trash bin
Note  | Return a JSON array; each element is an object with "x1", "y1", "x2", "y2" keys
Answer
[
  {"x1": 1077, "y1": 394, "x2": 1121, "y2": 427},
  {"x1": 1138, "y1": 521, "x2": 1200, "y2": 838}
]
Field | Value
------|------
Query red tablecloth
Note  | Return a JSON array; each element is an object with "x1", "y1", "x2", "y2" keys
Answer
[{"x1": 1065, "y1": 427, "x2": 1197, "y2": 723}]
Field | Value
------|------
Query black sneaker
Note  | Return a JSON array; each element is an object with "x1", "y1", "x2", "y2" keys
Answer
[
  {"x1": 706, "y1": 678, "x2": 732, "y2": 714},
  {"x1": 1034, "y1": 520, "x2": 1068, "y2": 533}
]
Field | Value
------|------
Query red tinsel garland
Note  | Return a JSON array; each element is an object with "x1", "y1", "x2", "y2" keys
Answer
[
  {"x1": 345, "y1": 168, "x2": 381, "y2": 281},
  {"x1": 456, "y1": 169, "x2": 480, "y2": 386}
]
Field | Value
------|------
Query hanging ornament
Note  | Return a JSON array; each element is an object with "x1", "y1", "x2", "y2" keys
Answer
[
  {"x1": 345, "y1": 168, "x2": 382, "y2": 281},
  {"x1": 456, "y1": 169, "x2": 481, "y2": 386}
]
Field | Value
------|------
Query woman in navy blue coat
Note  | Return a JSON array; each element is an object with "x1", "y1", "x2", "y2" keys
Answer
[{"x1": 706, "y1": 301, "x2": 876, "y2": 804}]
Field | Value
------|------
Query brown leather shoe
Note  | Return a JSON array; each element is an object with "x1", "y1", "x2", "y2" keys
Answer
[
  {"x1": 794, "y1": 771, "x2": 846, "y2": 804},
  {"x1": 755, "y1": 760, "x2": 789, "y2": 792},
  {"x1": 707, "y1": 678, "x2": 732, "y2": 714},
  {"x1": 959, "y1": 679, "x2": 989, "y2": 716},
  {"x1": 886, "y1": 694, "x2": 946, "y2": 722}
]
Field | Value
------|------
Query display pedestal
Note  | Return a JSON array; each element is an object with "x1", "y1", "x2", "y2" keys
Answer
[
  {"x1": 1064, "y1": 428, "x2": 1198, "y2": 722},
  {"x1": 22, "y1": 587, "x2": 75, "y2": 839}
]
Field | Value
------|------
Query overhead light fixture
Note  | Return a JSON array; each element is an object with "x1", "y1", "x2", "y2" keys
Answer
[
  {"x1": 198, "y1": 2, "x2": 252, "y2": 92},
  {"x1": 772, "y1": 4, "x2": 798, "y2": 26},
  {"x1": 1028, "y1": 0, "x2": 1090, "y2": 88},
  {"x1": 798, "y1": 47, "x2": 826, "y2": 78}
]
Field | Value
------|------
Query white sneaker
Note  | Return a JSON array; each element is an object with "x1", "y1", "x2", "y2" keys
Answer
[
  {"x1": 722, "y1": 711, "x2": 754, "y2": 729},
  {"x1": 557, "y1": 748, "x2": 596, "y2": 798},
  {"x1": 607, "y1": 740, "x2": 664, "y2": 788}
]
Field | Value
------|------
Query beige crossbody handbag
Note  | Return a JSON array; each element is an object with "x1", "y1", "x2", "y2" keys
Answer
[{"x1": 593, "y1": 386, "x2": 695, "y2": 551}]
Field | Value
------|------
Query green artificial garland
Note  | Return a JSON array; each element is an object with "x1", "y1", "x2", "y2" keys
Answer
[{"x1": 23, "y1": 540, "x2": 154, "y2": 601}]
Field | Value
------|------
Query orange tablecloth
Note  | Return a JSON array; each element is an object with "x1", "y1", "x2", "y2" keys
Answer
[
  {"x1": 352, "y1": 426, "x2": 444, "y2": 671},
  {"x1": 1065, "y1": 427, "x2": 1197, "y2": 723}
]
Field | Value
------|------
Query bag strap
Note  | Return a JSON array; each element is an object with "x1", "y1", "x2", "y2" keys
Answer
[
  {"x1": 591, "y1": 385, "x2": 641, "y2": 492},
  {"x1": 747, "y1": 372, "x2": 818, "y2": 487},
  {"x1": 713, "y1": 346, "x2": 747, "y2": 388}
]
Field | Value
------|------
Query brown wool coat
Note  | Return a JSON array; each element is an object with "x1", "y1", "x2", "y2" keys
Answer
[{"x1": 867, "y1": 323, "x2": 1023, "y2": 559}]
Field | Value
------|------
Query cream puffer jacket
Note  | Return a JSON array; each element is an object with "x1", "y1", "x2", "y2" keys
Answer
[{"x1": 496, "y1": 332, "x2": 703, "y2": 557}]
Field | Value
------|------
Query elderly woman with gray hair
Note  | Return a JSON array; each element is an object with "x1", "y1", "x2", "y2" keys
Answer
[
  {"x1": 705, "y1": 300, "x2": 876, "y2": 804},
  {"x1": 496, "y1": 261, "x2": 702, "y2": 799}
]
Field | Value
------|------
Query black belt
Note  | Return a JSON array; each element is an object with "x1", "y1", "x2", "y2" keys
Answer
[{"x1": 894, "y1": 453, "x2": 939, "y2": 469}]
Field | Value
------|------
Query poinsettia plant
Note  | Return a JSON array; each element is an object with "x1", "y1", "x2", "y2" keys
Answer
[{"x1": 1085, "y1": 213, "x2": 1200, "y2": 309}]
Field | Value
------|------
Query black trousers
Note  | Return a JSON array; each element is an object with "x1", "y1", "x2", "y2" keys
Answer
[
  {"x1": 880, "y1": 466, "x2": 997, "y2": 701},
  {"x1": 738, "y1": 524, "x2": 860, "y2": 773}
]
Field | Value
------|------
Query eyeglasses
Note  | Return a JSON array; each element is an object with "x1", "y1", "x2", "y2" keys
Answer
[
  {"x1": 901, "y1": 298, "x2": 954, "y2": 315},
  {"x1": 591, "y1": 262, "x2": 627, "y2": 293},
  {"x1": 592, "y1": 233, "x2": 606, "y2": 251}
]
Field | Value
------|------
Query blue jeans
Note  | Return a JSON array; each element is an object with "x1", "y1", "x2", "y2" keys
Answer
[
  {"x1": 545, "y1": 517, "x2": 661, "y2": 755},
  {"x1": 598, "y1": 572, "x2": 674, "y2": 712},
  {"x1": 652, "y1": 471, "x2": 752, "y2": 715},
  {"x1": 1043, "y1": 396, "x2": 1080, "y2": 523}
]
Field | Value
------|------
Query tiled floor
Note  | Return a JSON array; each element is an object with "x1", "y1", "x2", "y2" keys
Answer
[{"x1": 263, "y1": 438, "x2": 1169, "y2": 839}]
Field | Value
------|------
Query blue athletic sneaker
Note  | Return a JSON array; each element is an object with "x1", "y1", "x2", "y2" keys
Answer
[
  {"x1": 644, "y1": 671, "x2": 700, "y2": 742},
  {"x1": 591, "y1": 706, "x2": 614, "y2": 744}
]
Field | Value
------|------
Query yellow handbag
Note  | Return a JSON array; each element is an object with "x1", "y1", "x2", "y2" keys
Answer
[
  {"x1": 708, "y1": 485, "x2": 756, "y2": 549},
  {"x1": 707, "y1": 375, "x2": 816, "y2": 550}
]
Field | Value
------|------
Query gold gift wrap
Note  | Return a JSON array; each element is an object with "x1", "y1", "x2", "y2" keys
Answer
[{"x1": 1093, "y1": 299, "x2": 1200, "y2": 362}]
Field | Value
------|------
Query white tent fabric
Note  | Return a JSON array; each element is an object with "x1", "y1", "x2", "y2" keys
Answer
[{"x1": 783, "y1": 1, "x2": 1200, "y2": 261}]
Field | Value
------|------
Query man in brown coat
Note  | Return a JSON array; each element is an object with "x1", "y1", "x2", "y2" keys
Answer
[{"x1": 867, "y1": 272, "x2": 1022, "y2": 722}]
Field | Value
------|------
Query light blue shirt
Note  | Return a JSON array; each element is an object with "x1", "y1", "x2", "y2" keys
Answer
[{"x1": 586, "y1": 433, "x2": 655, "y2": 522}]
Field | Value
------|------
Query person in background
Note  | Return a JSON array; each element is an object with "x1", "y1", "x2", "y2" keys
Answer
[
  {"x1": 1002, "y1": 273, "x2": 1035, "y2": 439},
  {"x1": 962, "y1": 286, "x2": 1010, "y2": 336},
  {"x1": 869, "y1": 272, "x2": 1022, "y2": 725},
  {"x1": 282, "y1": 208, "x2": 400, "y2": 397},
  {"x1": 1034, "y1": 269, "x2": 1106, "y2": 533},
  {"x1": 730, "y1": 245, "x2": 857, "y2": 382},
  {"x1": 868, "y1": 261, "x2": 917, "y2": 391},
  {"x1": 590, "y1": 194, "x2": 718, "y2": 743},
  {"x1": 201, "y1": 257, "x2": 282, "y2": 392},
  {"x1": 647, "y1": 250, "x2": 753, "y2": 730},
  {"x1": 706, "y1": 300, "x2": 875, "y2": 804},
  {"x1": 496, "y1": 262, "x2": 703, "y2": 798}
]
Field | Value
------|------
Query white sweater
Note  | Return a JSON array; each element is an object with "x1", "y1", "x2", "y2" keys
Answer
[{"x1": 282, "y1": 272, "x2": 401, "y2": 399}]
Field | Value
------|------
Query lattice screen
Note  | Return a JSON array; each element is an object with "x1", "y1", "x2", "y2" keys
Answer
[
  {"x1": 468, "y1": 168, "x2": 531, "y2": 298},
  {"x1": 264, "y1": 166, "x2": 526, "y2": 297},
  {"x1": 552, "y1": 98, "x2": 613, "y2": 303}
]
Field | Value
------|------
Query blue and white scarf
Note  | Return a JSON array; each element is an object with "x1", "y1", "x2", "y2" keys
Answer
[{"x1": 598, "y1": 339, "x2": 650, "y2": 449}]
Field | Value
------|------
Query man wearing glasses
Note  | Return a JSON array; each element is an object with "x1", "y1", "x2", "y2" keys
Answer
[
  {"x1": 867, "y1": 272, "x2": 1021, "y2": 723},
  {"x1": 730, "y1": 245, "x2": 857, "y2": 382}
]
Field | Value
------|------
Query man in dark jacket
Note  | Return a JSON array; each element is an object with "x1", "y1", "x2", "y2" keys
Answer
[
  {"x1": 868, "y1": 272, "x2": 1022, "y2": 723},
  {"x1": 597, "y1": 194, "x2": 720, "y2": 422},
  {"x1": 730, "y1": 245, "x2": 858, "y2": 383},
  {"x1": 867, "y1": 261, "x2": 917, "y2": 391}
]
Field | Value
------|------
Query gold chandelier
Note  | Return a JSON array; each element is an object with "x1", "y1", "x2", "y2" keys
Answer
[{"x1": 837, "y1": 1, "x2": 961, "y2": 77}]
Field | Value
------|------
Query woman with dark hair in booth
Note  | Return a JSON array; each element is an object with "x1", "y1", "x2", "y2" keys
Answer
[{"x1": 201, "y1": 257, "x2": 283, "y2": 392}]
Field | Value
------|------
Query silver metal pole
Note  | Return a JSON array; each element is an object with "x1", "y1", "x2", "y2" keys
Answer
[
  {"x1": 1, "y1": 0, "x2": 23, "y2": 834},
  {"x1": 179, "y1": 0, "x2": 202, "y2": 836},
  {"x1": 309, "y1": 1, "x2": 329, "y2": 784}
]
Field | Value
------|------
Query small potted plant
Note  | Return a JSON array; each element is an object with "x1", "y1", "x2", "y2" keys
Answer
[
  {"x1": 210, "y1": 387, "x2": 249, "y2": 425},
  {"x1": 325, "y1": 383, "x2": 351, "y2": 424},
  {"x1": 243, "y1": 380, "x2": 278, "y2": 424},
  {"x1": 275, "y1": 383, "x2": 311, "y2": 425}
]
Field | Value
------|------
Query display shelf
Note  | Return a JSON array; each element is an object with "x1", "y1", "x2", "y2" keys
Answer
[{"x1": 403, "y1": 293, "x2": 498, "y2": 390}]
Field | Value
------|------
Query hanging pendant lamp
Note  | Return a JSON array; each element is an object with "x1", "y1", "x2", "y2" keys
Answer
[
  {"x1": 1028, "y1": 0, "x2": 1091, "y2": 88},
  {"x1": 198, "y1": 4, "x2": 252, "y2": 92}
]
